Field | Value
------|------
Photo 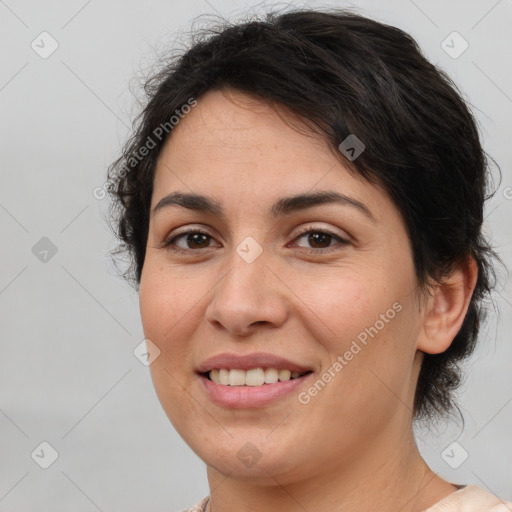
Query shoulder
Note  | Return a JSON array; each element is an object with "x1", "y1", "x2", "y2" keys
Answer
[
  {"x1": 177, "y1": 496, "x2": 210, "y2": 512},
  {"x1": 424, "y1": 485, "x2": 512, "y2": 511}
]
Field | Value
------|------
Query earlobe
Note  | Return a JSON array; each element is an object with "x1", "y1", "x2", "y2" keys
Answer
[{"x1": 418, "y1": 257, "x2": 478, "y2": 355}]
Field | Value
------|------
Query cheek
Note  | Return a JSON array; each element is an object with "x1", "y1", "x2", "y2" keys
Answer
[
  {"x1": 293, "y1": 269, "x2": 390, "y2": 352},
  {"x1": 139, "y1": 263, "x2": 202, "y2": 428},
  {"x1": 139, "y1": 265, "x2": 200, "y2": 409},
  {"x1": 139, "y1": 262, "x2": 202, "y2": 343},
  {"x1": 296, "y1": 266, "x2": 417, "y2": 401}
]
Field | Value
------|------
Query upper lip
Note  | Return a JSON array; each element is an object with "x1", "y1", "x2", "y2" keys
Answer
[{"x1": 197, "y1": 352, "x2": 314, "y2": 373}]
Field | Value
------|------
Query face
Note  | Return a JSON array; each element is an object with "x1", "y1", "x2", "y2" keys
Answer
[{"x1": 139, "y1": 89, "x2": 425, "y2": 484}]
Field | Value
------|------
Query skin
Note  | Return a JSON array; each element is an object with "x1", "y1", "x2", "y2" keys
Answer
[{"x1": 139, "y1": 89, "x2": 478, "y2": 511}]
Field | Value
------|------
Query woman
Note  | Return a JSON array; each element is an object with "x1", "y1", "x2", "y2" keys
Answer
[{"x1": 107, "y1": 8, "x2": 510, "y2": 511}]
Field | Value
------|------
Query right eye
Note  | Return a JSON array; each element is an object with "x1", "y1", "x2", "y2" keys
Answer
[{"x1": 163, "y1": 229, "x2": 218, "y2": 253}]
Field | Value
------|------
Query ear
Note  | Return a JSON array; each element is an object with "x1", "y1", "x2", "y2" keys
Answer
[{"x1": 417, "y1": 257, "x2": 479, "y2": 355}]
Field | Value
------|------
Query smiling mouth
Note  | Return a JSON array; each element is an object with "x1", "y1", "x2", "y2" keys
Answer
[{"x1": 201, "y1": 368, "x2": 313, "y2": 386}]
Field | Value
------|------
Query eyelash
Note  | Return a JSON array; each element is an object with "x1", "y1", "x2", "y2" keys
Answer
[{"x1": 162, "y1": 225, "x2": 349, "y2": 255}]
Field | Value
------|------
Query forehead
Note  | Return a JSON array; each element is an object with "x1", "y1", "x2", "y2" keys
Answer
[
  {"x1": 157, "y1": 89, "x2": 333, "y2": 175},
  {"x1": 151, "y1": 89, "x2": 393, "y2": 222}
]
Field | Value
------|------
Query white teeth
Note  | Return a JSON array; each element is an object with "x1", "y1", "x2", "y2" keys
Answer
[
  {"x1": 264, "y1": 368, "x2": 279, "y2": 384},
  {"x1": 210, "y1": 369, "x2": 220, "y2": 383},
  {"x1": 208, "y1": 367, "x2": 307, "y2": 386},
  {"x1": 278, "y1": 369, "x2": 291, "y2": 381},
  {"x1": 218, "y1": 369, "x2": 229, "y2": 385},
  {"x1": 228, "y1": 369, "x2": 246, "y2": 386},
  {"x1": 245, "y1": 368, "x2": 265, "y2": 386}
]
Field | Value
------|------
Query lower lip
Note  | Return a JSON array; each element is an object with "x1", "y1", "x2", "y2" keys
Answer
[{"x1": 198, "y1": 373, "x2": 313, "y2": 408}]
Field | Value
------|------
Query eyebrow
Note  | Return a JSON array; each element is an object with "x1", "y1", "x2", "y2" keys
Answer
[{"x1": 152, "y1": 190, "x2": 376, "y2": 223}]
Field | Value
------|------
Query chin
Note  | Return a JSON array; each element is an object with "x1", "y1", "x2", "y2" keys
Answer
[{"x1": 194, "y1": 432, "x2": 309, "y2": 482}]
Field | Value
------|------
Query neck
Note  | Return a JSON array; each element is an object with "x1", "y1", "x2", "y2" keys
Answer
[{"x1": 204, "y1": 426, "x2": 457, "y2": 512}]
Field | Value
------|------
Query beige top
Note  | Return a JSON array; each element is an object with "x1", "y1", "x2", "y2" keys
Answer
[
  {"x1": 423, "y1": 485, "x2": 512, "y2": 511},
  {"x1": 182, "y1": 485, "x2": 512, "y2": 511}
]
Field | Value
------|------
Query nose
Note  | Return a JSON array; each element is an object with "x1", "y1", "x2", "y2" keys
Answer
[{"x1": 204, "y1": 251, "x2": 289, "y2": 337}]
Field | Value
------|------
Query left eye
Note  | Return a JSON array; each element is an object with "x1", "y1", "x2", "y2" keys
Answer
[
  {"x1": 163, "y1": 228, "x2": 348, "y2": 253},
  {"x1": 164, "y1": 229, "x2": 216, "y2": 251},
  {"x1": 292, "y1": 228, "x2": 348, "y2": 251}
]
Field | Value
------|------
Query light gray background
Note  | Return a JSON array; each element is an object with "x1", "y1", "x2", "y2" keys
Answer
[{"x1": 0, "y1": 0, "x2": 511, "y2": 510}]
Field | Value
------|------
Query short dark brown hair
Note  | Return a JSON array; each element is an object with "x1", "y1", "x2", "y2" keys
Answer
[{"x1": 107, "y1": 8, "x2": 500, "y2": 422}]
